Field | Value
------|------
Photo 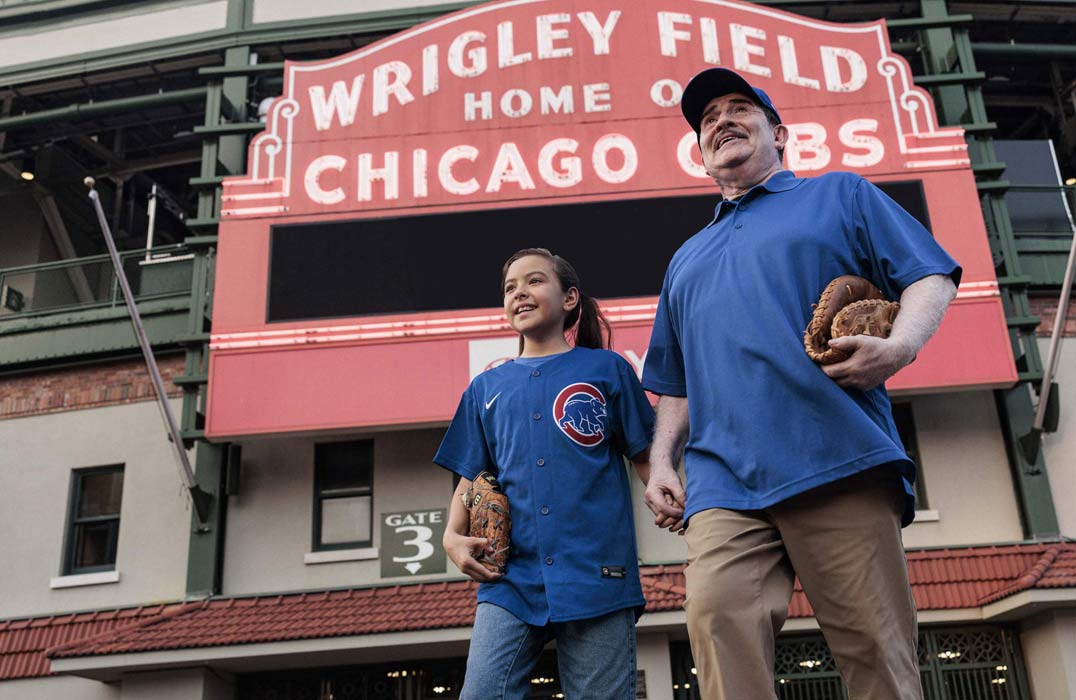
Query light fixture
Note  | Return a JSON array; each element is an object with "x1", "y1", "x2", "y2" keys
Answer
[
  {"x1": 1065, "y1": 177, "x2": 1076, "y2": 186},
  {"x1": 19, "y1": 152, "x2": 34, "y2": 181}
]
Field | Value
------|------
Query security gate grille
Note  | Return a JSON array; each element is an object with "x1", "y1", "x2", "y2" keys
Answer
[{"x1": 670, "y1": 625, "x2": 1031, "y2": 700}]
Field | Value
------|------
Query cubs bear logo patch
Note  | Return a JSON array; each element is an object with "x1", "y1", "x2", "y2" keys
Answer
[{"x1": 553, "y1": 383, "x2": 607, "y2": 447}]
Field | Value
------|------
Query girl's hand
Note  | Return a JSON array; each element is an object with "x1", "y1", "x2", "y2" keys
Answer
[{"x1": 444, "y1": 530, "x2": 504, "y2": 582}]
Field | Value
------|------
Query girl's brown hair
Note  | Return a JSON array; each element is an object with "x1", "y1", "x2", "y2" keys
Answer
[{"x1": 501, "y1": 248, "x2": 612, "y2": 354}]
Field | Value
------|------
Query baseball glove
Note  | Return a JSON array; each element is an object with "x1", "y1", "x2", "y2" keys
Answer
[
  {"x1": 463, "y1": 471, "x2": 511, "y2": 574},
  {"x1": 804, "y1": 275, "x2": 901, "y2": 365}
]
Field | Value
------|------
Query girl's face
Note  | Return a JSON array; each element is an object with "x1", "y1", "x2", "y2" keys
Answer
[{"x1": 502, "y1": 255, "x2": 579, "y2": 338}]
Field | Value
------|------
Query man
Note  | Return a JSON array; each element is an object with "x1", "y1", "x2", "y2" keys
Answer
[{"x1": 641, "y1": 67, "x2": 960, "y2": 700}]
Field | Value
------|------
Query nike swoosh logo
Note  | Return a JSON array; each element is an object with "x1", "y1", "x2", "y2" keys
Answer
[{"x1": 485, "y1": 392, "x2": 502, "y2": 410}]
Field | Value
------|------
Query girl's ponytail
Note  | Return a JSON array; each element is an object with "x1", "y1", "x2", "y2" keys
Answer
[{"x1": 572, "y1": 292, "x2": 612, "y2": 350}]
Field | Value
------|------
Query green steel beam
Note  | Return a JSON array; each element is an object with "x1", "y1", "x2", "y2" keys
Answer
[
  {"x1": 996, "y1": 389, "x2": 1060, "y2": 538},
  {"x1": 184, "y1": 441, "x2": 228, "y2": 599},
  {"x1": 887, "y1": 14, "x2": 973, "y2": 29},
  {"x1": 0, "y1": 301, "x2": 189, "y2": 368},
  {"x1": 192, "y1": 122, "x2": 265, "y2": 136},
  {"x1": 0, "y1": 87, "x2": 206, "y2": 131},
  {"x1": 916, "y1": 0, "x2": 1058, "y2": 539},
  {"x1": 913, "y1": 71, "x2": 986, "y2": 86},
  {"x1": 198, "y1": 63, "x2": 284, "y2": 77},
  {"x1": 182, "y1": 31, "x2": 255, "y2": 599},
  {"x1": 973, "y1": 42, "x2": 1076, "y2": 59}
]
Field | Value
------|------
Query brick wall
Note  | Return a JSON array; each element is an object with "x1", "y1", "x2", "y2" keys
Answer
[
  {"x1": 1029, "y1": 295, "x2": 1076, "y2": 337},
  {"x1": 0, "y1": 356, "x2": 184, "y2": 420}
]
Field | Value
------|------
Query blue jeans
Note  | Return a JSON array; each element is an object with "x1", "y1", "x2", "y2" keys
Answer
[{"x1": 461, "y1": 602, "x2": 637, "y2": 700}]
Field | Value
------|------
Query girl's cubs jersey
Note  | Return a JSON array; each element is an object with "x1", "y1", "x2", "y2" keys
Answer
[{"x1": 435, "y1": 346, "x2": 655, "y2": 625}]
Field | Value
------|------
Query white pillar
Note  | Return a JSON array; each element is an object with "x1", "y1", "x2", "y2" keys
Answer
[
  {"x1": 638, "y1": 632, "x2": 675, "y2": 700},
  {"x1": 1021, "y1": 610, "x2": 1076, "y2": 699}
]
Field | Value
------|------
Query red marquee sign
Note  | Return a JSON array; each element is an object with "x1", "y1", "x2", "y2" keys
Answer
[{"x1": 207, "y1": 0, "x2": 1015, "y2": 438}]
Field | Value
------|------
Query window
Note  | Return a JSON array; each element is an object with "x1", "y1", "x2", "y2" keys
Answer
[
  {"x1": 314, "y1": 440, "x2": 373, "y2": 550},
  {"x1": 63, "y1": 466, "x2": 124, "y2": 575},
  {"x1": 891, "y1": 402, "x2": 928, "y2": 508}
]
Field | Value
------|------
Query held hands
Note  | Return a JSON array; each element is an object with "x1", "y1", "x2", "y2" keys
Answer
[
  {"x1": 644, "y1": 465, "x2": 687, "y2": 535},
  {"x1": 822, "y1": 335, "x2": 916, "y2": 391},
  {"x1": 444, "y1": 530, "x2": 504, "y2": 583}
]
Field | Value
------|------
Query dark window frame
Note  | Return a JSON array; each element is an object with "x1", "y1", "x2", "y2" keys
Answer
[
  {"x1": 891, "y1": 401, "x2": 928, "y2": 509},
  {"x1": 62, "y1": 464, "x2": 124, "y2": 575},
  {"x1": 312, "y1": 440, "x2": 374, "y2": 552}
]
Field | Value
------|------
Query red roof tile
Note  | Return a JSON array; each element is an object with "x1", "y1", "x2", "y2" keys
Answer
[
  {"x1": 0, "y1": 605, "x2": 185, "y2": 681},
  {"x1": 0, "y1": 543, "x2": 1069, "y2": 680}
]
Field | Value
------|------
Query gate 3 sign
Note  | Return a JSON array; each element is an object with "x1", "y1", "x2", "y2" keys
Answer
[
  {"x1": 381, "y1": 509, "x2": 447, "y2": 578},
  {"x1": 206, "y1": 0, "x2": 1016, "y2": 438}
]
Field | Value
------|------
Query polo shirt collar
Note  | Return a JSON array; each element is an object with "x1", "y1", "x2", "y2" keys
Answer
[
  {"x1": 759, "y1": 169, "x2": 799, "y2": 192},
  {"x1": 710, "y1": 170, "x2": 801, "y2": 223}
]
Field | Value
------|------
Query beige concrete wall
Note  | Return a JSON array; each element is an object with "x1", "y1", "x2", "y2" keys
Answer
[
  {"x1": 222, "y1": 428, "x2": 455, "y2": 595},
  {"x1": 251, "y1": 0, "x2": 464, "y2": 25},
  {"x1": 0, "y1": 400, "x2": 191, "y2": 619},
  {"x1": 0, "y1": 2, "x2": 228, "y2": 73},
  {"x1": 0, "y1": 675, "x2": 118, "y2": 700},
  {"x1": 1020, "y1": 609, "x2": 1076, "y2": 700},
  {"x1": 1039, "y1": 339, "x2": 1075, "y2": 540},
  {"x1": 119, "y1": 668, "x2": 233, "y2": 700},
  {"x1": 901, "y1": 391, "x2": 1024, "y2": 548}
]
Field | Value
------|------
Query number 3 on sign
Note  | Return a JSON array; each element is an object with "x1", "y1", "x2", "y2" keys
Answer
[
  {"x1": 380, "y1": 509, "x2": 447, "y2": 578},
  {"x1": 393, "y1": 525, "x2": 435, "y2": 563}
]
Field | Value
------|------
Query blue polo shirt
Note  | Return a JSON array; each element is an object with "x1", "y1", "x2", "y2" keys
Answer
[
  {"x1": 435, "y1": 347, "x2": 654, "y2": 625},
  {"x1": 643, "y1": 170, "x2": 960, "y2": 527}
]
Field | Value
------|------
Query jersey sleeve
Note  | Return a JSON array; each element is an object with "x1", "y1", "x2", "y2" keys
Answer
[
  {"x1": 642, "y1": 267, "x2": 688, "y2": 397},
  {"x1": 433, "y1": 383, "x2": 494, "y2": 481},
  {"x1": 611, "y1": 357, "x2": 656, "y2": 459},
  {"x1": 852, "y1": 178, "x2": 962, "y2": 300}
]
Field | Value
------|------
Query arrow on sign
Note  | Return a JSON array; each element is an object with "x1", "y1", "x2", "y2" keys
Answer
[{"x1": 405, "y1": 562, "x2": 423, "y2": 575}]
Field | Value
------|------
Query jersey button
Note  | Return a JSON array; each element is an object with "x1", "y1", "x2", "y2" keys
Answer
[
  {"x1": 540, "y1": 506, "x2": 550, "y2": 515},
  {"x1": 536, "y1": 458, "x2": 545, "y2": 466},
  {"x1": 531, "y1": 369, "x2": 541, "y2": 377},
  {"x1": 735, "y1": 223, "x2": 743, "y2": 229},
  {"x1": 545, "y1": 557, "x2": 554, "y2": 565},
  {"x1": 533, "y1": 412, "x2": 541, "y2": 421}
]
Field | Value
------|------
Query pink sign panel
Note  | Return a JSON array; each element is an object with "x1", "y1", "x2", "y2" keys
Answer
[{"x1": 207, "y1": 0, "x2": 1015, "y2": 438}]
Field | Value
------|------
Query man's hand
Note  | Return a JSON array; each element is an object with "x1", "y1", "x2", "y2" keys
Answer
[
  {"x1": 822, "y1": 274, "x2": 956, "y2": 391},
  {"x1": 644, "y1": 464, "x2": 687, "y2": 534},
  {"x1": 822, "y1": 335, "x2": 915, "y2": 391},
  {"x1": 444, "y1": 530, "x2": 503, "y2": 582}
]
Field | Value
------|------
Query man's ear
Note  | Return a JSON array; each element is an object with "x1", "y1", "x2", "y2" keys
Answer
[{"x1": 773, "y1": 124, "x2": 789, "y2": 151}]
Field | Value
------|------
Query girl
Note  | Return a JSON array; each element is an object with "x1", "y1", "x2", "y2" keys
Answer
[{"x1": 434, "y1": 248, "x2": 657, "y2": 700}]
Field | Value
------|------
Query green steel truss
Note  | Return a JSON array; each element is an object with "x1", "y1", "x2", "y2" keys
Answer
[{"x1": 912, "y1": 0, "x2": 1059, "y2": 538}]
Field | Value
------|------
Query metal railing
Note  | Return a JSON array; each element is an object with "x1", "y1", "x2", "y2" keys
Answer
[{"x1": 0, "y1": 244, "x2": 194, "y2": 320}]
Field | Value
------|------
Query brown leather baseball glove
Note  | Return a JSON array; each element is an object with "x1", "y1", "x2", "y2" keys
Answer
[
  {"x1": 804, "y1": 275, "x2": 901, "y2": 365},
  {"x1": 463, "y1": 471, "x2": 511, "y2": 574}
]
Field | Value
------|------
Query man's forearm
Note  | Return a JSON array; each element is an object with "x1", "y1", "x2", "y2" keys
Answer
[
  {"x1": 446, "y1": 478, "x2": 472, "y2": 538},
  {"x1": 889, "y1": 274, "x2": 958, "y2": 357},
  {"x1": 651, "y1": 395, "x2": 690, "y2": 473}
]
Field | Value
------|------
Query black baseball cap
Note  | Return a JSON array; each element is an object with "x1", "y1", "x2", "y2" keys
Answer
[{"x1": 680, "y1": 67, "x2": 781, "y2": 135}]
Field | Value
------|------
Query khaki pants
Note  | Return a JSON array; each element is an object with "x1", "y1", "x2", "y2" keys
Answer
[{"x1": 683, "y1": 467, "x2": 922, "y2": 700}]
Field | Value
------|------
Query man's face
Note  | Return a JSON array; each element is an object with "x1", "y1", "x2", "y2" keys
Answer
[{"x1": 698, "y1": 93, "x2": 786, "y2": 177}]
